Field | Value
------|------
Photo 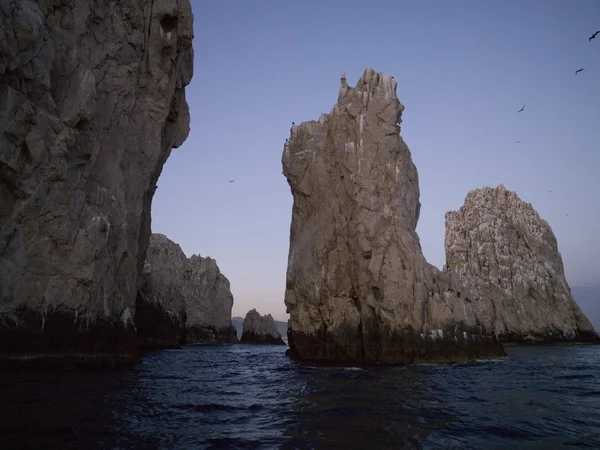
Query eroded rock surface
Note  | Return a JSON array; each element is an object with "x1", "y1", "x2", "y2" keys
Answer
[
  {"x1": 0, "y1": 0, "x2": 193, "y2": 366},
  {"x1": 240, "y1": 309, "x2": 286, "y2": 345},
  {"x1": 137, "y1": 234, "x2": 237, "y2": 347},
  {"x1": 445, "y1": 185, "x2": 598, "y2": 343},
  {"x1": 281, "y1": 68, "x2": 504, "y2": 364}
]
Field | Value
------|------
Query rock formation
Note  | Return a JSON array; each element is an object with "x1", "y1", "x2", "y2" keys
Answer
[
  {"x1": 0, "y1": 1, "x2": 193, "y2": 366},
  {"x1": 281, "y1": 68, "x2": 504, "y2": 364},
  {"x1": 445, "y1": 185, "x2": 598, "y2": 343},
  {"x1": 240, "y1": 309, "x2": 286, "y2": 345},
  {"x1": 136, "y1": 234, "x2": 238, "y2": 348}
]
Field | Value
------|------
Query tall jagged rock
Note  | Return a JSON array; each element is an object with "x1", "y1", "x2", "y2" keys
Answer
[
  {"x1": 0, "y1": 1, "x2": 193, "y2": 366},
  {"x1": 281, "y1": 68, "x2": 504, "y2": 364},
  {"x1": 136, "y1": 234, "x2": 237, "y2": 348},
  {"x1": 240, "y1": 309, "x2": 286, "y2": 345},
  {"x1": 445, "y1": 185, "x2": 598, "y2": 343}
]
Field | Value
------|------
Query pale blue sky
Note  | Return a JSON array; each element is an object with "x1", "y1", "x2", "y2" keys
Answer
[{"x1": 152, "y1": 0, "x2": 600, "y2": 326}]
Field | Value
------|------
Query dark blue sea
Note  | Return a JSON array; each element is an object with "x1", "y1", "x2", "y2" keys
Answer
[{"x1": 2, "y1": 345, "x2": 600, "y2": 449}]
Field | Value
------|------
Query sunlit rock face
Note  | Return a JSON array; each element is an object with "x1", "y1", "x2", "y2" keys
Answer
[
  {"x1": 0, "y1": 0, "x2": 193, "y2": 366},
  {"x1": 281, "y1": 68, "x2": 504, "y2": 364},
  {"x1": 445, "y1": 185, "x2": 598, "y2": 344},
  {"x1": 136, "y1": 234, "x2": 238, "y2": 348}
]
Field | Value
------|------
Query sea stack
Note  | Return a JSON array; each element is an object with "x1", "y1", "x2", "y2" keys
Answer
[
  {"x1": 0, "y1": 1, "x2": 193, "y2": 366},
  {"x1": 136, "y1": 234, "x2": 238, "y2": 348},
  {"x1": 240, "y1": 309, "x2": 286, "y2": 345},
  {"x1": 281, "y1": 68, "x2": 504, "y2": 364},
  {"x1": 445, "y1": 185, "x2": 598, "y2": 343}
]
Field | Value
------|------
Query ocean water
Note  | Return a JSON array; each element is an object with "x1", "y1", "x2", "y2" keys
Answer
[{"x1": 2, "y1": 345, "x2": 600, "y2": 449}]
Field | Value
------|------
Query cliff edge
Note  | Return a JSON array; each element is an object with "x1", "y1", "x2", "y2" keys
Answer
[{"x1": 0, "y1": 0, "x2": 193, "y2": 366}]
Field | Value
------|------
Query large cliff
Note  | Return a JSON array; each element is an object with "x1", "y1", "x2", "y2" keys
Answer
[
  {"x1": 445, "y1": 185, "x2": 598, "y2": 343},
  {"x1": 281, "y1": 68, "x2": 504, "y2": 364},
  {"x1": 136, "y1": 234, "x2": 237, "y2": 347},
  {"x1": 240, "y1": 309, "x2": 286, "y2": 345},
  {"x1": 0, "y1": 1, "x2": 193, "y2": 366}
]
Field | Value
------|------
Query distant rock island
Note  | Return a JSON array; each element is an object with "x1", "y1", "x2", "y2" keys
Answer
[
  {"x1": 445, "y1": 185, "x2": 598, "y2": 344},
  {"x1": 281, "y1": 68, "x2": 597, "y2": 365},
  {"x1": 233, "y1": 316, "x2": 288, "y2": 344},
  {"x1": 0, "y1": 0, "x2": 194, "y2": 366},
  {"x1": 240, "y1": 310, "x2": 286, "y2": 345},
  {"x1": 136, "y1": 234, "x2": 238, "y2": 348}
]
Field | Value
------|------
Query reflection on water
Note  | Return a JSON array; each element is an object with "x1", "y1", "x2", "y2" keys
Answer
[{"x1": 1, "y1": 345, "x2": 600, "y2": 449}]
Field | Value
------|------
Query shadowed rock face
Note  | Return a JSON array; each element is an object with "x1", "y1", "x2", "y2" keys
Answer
[
  {"x1": 241, "y1": 309, "x2": 286, "y2": 345},
  {"x1": 281, "y1": 68, "x2": 504, "y2": 364},
  {"x1": 136, "y1": 234, "x2": 237, "y2": 348},
  {"x1": 445, "y1": 185, "x2": 598, "y2": 344},
  {"x1": 0, "y1": 0, "x2": 193, "y2": 366}
]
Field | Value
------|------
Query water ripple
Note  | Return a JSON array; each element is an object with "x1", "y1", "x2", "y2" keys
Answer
[{"x1": 1, "y1": 345, "x2": 600, "y2": 449}]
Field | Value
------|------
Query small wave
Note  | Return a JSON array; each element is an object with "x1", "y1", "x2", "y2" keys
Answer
[
  {"x1": 578, "y1": 390, "x2": 600, "y2": 397},
  {"x1": 476, "y1": 357, "x2": 508, "y2": 363},
  {"x1": 557, "y1": 374, "x2": 596, "y2": 381},
  {"x1": 173, "y1": 403, "x2": 238, "y2": 412},
  {"x1": 173, "y1": 402, "x2": 265, "y2": 413}
]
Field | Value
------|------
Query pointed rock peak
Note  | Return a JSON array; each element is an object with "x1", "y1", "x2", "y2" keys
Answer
[
  {"x1": 282, "y1": 68, "x2": 504, "y2": 364},
  {"x1": 338, "y1": 71, "x2": 350, "y2": 99}
]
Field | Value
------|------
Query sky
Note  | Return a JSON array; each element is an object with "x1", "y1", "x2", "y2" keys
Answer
[{"x1": 151, "y1": 0, "x2": 600, "y2": 326}]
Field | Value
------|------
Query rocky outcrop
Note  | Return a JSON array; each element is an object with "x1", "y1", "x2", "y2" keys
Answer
[
  {"x1": 240, "y1": 309, "x2": 286, "y2": 345},
  {"x1": 136, "y1": 234, "x2": 237, "y2": 348},
  {"x1": 0, "y1": 1, "x2": 193, "y2": 366},
  {"x1": 445, "y1": 185, "x2": 598, "y2": 344},
  {"x1": 281, "y1": 68, "x2": 504, "y2": 364}
]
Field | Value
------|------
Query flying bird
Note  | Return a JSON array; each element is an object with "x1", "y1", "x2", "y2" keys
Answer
[
  {"x1": 548, "y1": 190, "x2": 553, "y2": 193},
  {"x1": 229, "y1": 180, "x2": 235, "y2": 183},
  {"x1": 515, "y1": 140, "x2": 522, "y2": 144},
  {"x1": 575, "y1": 68, "x2": 585, "y2": 75},
  {"x1": 590, "y1": 30, "x2": 600, "y2": 41},
  {"x1": 517, "y1": 105, "x2": 525, "y2": 113}
]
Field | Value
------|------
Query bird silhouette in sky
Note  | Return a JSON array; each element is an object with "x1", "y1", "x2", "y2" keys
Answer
[
  {"x1": 517, "y1": 105, "x2": 525, "y2": 113},
  {"x1": 589, "y1": 30, "x2": 600, "y2": 42},
  {"x1": 575, "y1": 68, "x2": 585, "y2": 75},
  {"x1": 229, "y1": 180, "x2": 235, "y2": 183},
  {"x1": 515, "y1": 140, "x2": 522, "y2": 144}
]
